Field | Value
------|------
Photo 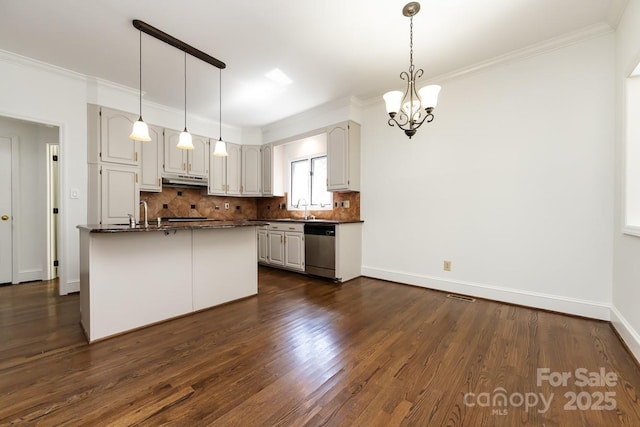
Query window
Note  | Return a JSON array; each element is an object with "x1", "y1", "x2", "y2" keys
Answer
[
  {"x1": 290, "y1": 155, "x2": 332, "y2": 210},
  {"x1": 624, "y1": 67, "x2": 640, "y2": 236}
]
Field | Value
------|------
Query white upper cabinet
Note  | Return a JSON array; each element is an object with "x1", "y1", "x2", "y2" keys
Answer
[
  {"x1": 140, "y1": 125, "x2": 163, "y2": 192},
  {"x1": 99, "y1": 107, "x2": 140, "y2": 166},
  {"x1": 164, "y1": 129, "x2": 184, "y2": 174},
  {"x1": 189, "y1": 135, "x2": 209, "y2": 177},
  {"x1": 226, "y1": 143, "x2": 242, "y2": 196},
  {"x1": 327, "y1": 121, "x2": 360, "y2": 192},
  {"x1": 99, "y1": 163, "x2": 140, "y2": 224},
  {"x1": 241, "y1": 145, "x2": 262, "y2": 196},
  {"x1": 163, "y1": 129, "x2": 209, "y2": 177},
  {"x1": 208, "y1": 142, "x2": 241, "y2": 196},
  {"x1": 208, "y1": 150, "x2": 227, "y2": 196},
  {"x1": 88, "y1": 105, "x2": 140, "y2": 167},
  {"x1": 261, "y1": 144, "x2": 273, "y2": 196}
]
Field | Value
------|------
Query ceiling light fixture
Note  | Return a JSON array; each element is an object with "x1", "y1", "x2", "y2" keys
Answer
[
  {"x1": 129, "y1": 28, "x2": 151, "y2": 142},
  {"x1": 265, "y1": 68, "x2": 292, "y2": 86},
  {"x1": 212, "y1": 68, "x2": 228, "y2": 157},
  {"x1": 383, "y1": 2, "x2": 441, "y2": 139},
  {"x1": 177, "y1": 51, "x2": 194, "y2": 150}
]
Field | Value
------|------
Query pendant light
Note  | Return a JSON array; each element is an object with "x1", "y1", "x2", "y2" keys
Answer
[
  {"x1": 212, "y1": 68, "x2": 228, "y2": 157},
  {"x1": 129, "y1": 29, "x2": 151, "y2": 141},
  {"x1": 177, "y1": 51, "x2": 194, "y2": 150},
  {"x1": 383, "y1": 2, "x2": 441, "y2": 139}
]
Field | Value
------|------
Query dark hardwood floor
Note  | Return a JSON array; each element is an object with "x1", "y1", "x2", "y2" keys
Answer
[{"x1": 1, "y1": 268, "x2": 639, "y2": 426}]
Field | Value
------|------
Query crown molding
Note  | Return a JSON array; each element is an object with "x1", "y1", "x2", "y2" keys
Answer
[
  {"x1": 361, "y1": 22, "x2": 614, "y2": 107},
  {"x1": 0, "y1": 49, "x2": 87, "y2": 82}
]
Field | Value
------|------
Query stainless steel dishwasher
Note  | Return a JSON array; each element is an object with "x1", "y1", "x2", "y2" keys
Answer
[{"x1": 304, "y1": 224, "x2": 336, "y2": 279}]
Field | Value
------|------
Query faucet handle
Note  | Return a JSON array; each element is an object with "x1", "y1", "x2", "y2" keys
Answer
[{"x1": 128, "y1": 214, "x2": 136, "y2": 227}]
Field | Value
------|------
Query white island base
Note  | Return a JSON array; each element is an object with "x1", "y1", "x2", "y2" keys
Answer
[{"x1": 79, "y1": 225, "x2": 258, "y2": 342}]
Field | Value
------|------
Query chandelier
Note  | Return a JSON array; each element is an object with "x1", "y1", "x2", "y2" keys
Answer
[{"x1": 383, "y1": 2, "x2": 441, "y2": 139}]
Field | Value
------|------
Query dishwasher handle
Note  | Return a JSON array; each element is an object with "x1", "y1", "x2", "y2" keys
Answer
[{"x1": 304, "y1": 224, "x2": 336, "y2": 236}]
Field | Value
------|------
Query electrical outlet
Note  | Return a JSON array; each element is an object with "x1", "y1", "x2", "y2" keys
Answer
[
  {"x1": 444, "y1": 260, "x2": 452, "y2": 271},
  {"x1": 342, "y1": 200, "x2": 350, "y2": 208}
]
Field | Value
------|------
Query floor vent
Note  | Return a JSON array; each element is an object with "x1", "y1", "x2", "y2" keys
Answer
[{"x1": 446, "y1": 294, "x2": 476, "y2": 302}]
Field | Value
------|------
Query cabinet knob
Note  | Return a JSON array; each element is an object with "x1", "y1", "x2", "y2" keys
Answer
[{"x1": 1, "y1": 215, "x2": 9, "y2": 221}]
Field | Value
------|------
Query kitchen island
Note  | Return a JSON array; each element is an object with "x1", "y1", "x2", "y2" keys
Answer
[{"x1": 78, "y1": 220, "x2": 268, "y2": 342}]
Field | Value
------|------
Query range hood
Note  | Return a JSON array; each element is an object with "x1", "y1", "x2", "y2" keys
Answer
[{"x1": 161, "y1": 174, "x2": 208, "y2": 188}]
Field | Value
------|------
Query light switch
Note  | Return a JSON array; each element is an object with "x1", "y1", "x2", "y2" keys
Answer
[{"x1": 70, "y1": 189, "x2": 79, "y2": 199}]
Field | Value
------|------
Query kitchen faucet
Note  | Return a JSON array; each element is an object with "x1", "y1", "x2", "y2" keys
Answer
[
  {"x1": 296, "y1": 198, "x2": 309, "y2": 220},
  {"x1": 140, "y1": 200, "x2": 148, "y2": 228}
]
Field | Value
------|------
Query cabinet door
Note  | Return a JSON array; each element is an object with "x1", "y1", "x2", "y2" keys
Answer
[
  {"x1": 188, "y1": 135, "x2": 209, "y2": 177},
  {"x1": 261, "y1": 144, "x2": 273, "y2": 196},
  {"x1": 100, "y1": 164, "x2": 140, "y2": 224},
  {"x1": 327, "y1": 123, "x2": 349, "y2": 191},
  {"x1": 268, "y1": 231, "x2": 285, "y2": 266},
  {"x1": 257, "y1": 229, "x2": 269, "y2": 264},
  {"x1": 140, "y1": 125, "x2": 163, "y2": 192},
  {"x1": 226, "y1": 143, "x2": 242, "y2": 196},
  {"x1": 241, "y1": 145, "x2": 262, "y2": 196},
  {"x1": 208, "y1": 151, "x2": 227, "y2": 196},
  {"x1": 164, "y1": 129, "x2": 187, "y2": 175},
  {"x1": 100, "y1": 107, "x2": 139, "y2": 166},
  {"x1": 284, "y1": 232, "x2": 305, "y2": 271}
]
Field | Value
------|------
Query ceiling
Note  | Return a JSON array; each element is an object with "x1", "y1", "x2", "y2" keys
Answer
[{"x1": 0, "y1": 0, "x2": 627, "y2": 129}]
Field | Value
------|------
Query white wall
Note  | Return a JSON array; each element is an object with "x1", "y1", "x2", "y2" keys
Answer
[
  {"x1": 0, "y1": 117, "x2": 58, "y2": 283},
  {"x1": 0, "y1": 53, "x2": 88, "y2": 295},
  {"x1": 360, "y1": 33, "x2": 615, "y2": 319},
  {"x1": 613, "y1": 0, "x2": 640, "y2": 362}
]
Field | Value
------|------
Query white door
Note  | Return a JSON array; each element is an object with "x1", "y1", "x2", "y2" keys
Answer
[{"x1": 0, "y1": 137, "x2": 12, "y2": 283}]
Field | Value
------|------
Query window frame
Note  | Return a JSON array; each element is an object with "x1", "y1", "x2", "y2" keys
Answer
[{"x1": 288, "y1": 154, "x2": 332, "y2": 211}]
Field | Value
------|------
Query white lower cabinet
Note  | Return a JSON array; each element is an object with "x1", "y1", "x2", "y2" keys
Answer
[
  {"x1": 258, "y1": 223, "x2": 305, "y2": 272},
  {"x1": 284, "y1": 231, "x2": 305, "y2": 270},
  {"x1": 257, "y1": 229, "x2": 269, "y2": 263},
  {"x1": 258, "y1": 221, "x2": 362, "y2": 282},
  {"x1": 88, "y1": 163, "x2": 141, "y2": 225}
]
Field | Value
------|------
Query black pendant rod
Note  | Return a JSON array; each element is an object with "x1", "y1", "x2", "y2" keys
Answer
[{"x1": 132, "y1": 19, "x2": 226, "y2": 69}]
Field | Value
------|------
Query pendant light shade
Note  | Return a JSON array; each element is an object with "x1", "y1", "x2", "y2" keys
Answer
[
  {"x1": 212, "y1": 68, "x2": 228, "y2": 157},
  {"x1": 213, "y1": 138, "x2": 227, "y2": 156},
  {"x1": 130, "y1": 118, "x2": 151, "y2": 141},
  {"x1": 177, "y1": 51, "x2": 194, "y2": 150},
  {"x1": 129, "y1": 29, "x2": 151, "y2": 142},
  {"x1": 177, "y1": 129, "x2": 193, "y2": 149}
]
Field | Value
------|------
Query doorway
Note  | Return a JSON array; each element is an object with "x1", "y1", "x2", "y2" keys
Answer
[{"x1": 0, "y1": 117, "x2": 60, "y2": 285}]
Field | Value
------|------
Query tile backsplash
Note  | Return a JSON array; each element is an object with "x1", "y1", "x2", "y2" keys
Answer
[{"x1": 141, "y1": 188, "x2": 360, "y2": 222}]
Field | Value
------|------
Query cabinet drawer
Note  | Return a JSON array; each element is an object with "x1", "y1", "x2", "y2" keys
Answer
[{"x1": 268, "y1": 223, "x2": 304, "y2": 233}]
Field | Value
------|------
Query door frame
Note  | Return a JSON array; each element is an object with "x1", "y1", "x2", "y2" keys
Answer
[{"x1": 46, "y1": 143, "x2": 59, "y2": 280}]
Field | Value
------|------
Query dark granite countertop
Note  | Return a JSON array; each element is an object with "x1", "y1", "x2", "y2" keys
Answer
[
  {"x1": 77, "y1": 220, "x2": 270, "y2": 233},
  {"x1": 257, "y1": 218, "x2": 364, "y2": 224}
]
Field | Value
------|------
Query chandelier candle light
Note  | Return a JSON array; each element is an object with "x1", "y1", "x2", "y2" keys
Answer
[{"x1": 383, "y1": 2, "x2": 441, "y2": 139}]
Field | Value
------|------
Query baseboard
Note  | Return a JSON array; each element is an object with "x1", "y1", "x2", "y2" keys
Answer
[
  {"x1": 610, "y1": 306, "x2": 640, "y2": 364},
  {"x1": 61, "y1": 280, "x2": 80, "y2": 295},
  {"x1": 361, "y1": 266, "x2": 611, "y2": 321},
  {"x1": 15, "y1": 269, "x2": 45, "y2": 284}
]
